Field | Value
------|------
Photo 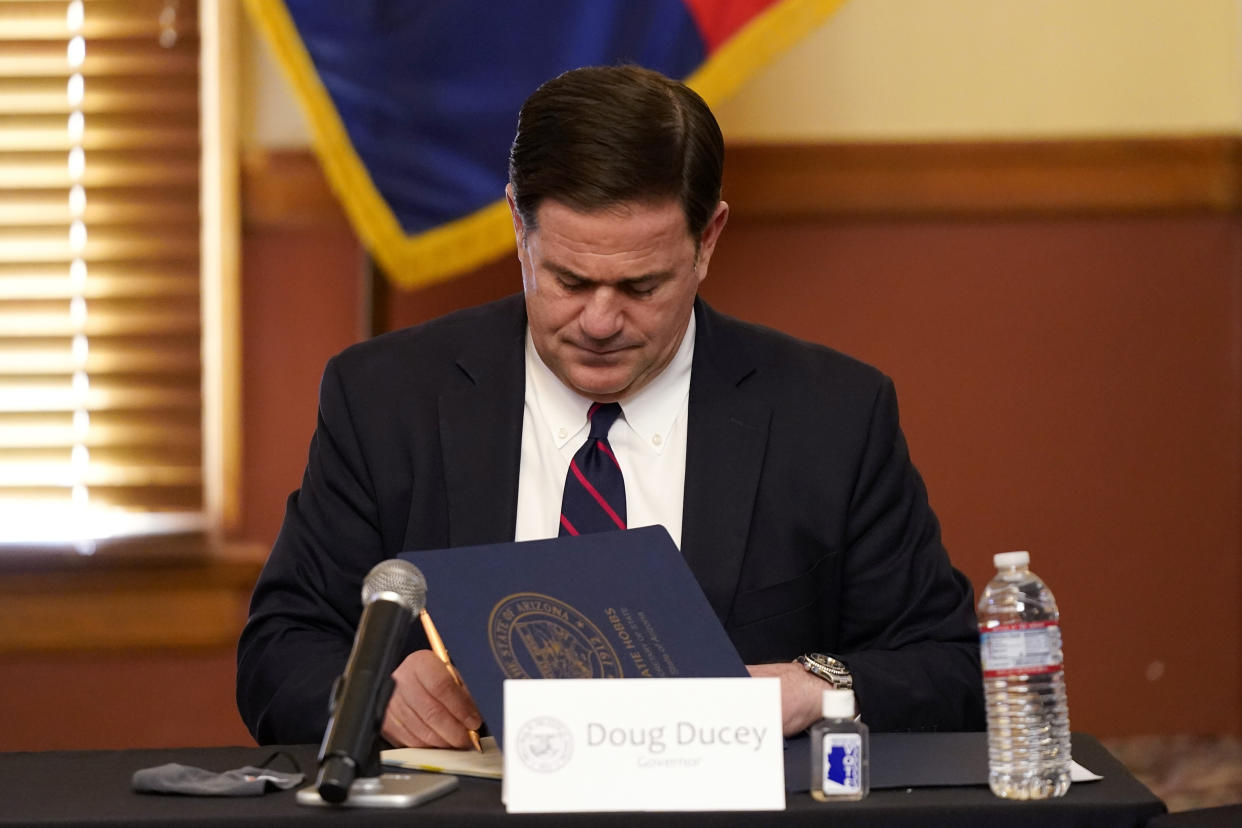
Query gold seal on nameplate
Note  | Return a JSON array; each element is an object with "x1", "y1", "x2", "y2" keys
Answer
[{"x1": 488, "y1": 592, "x2": 622, "y2": 679}]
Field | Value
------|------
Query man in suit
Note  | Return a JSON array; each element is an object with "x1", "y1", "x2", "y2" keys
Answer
[{"x1": 237, "y1": 65, "x2": 984, "y2": 748}]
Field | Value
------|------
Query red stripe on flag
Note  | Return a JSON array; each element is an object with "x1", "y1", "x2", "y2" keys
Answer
[{"x1": 682, "y1": 0, "x2": 781, "y2": 51}]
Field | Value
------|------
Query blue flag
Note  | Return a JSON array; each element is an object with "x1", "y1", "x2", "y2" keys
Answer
[{"x1": 245, "y1": 0, "x2": 846, "y2": 287}]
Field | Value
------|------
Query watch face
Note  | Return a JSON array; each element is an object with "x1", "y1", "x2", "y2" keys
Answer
[{"x1": 800, "y1": 653, "x2": 853, "y2": 688}]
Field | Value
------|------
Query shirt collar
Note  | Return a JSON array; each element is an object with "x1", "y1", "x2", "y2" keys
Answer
[{"x1": 524, "y1": 313, "x2": 696, "y2": 456}]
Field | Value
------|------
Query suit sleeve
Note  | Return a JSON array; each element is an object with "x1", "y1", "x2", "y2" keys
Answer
[
  {"x1": 236, "y1": 355, "x2": 393, "y2": 745},
  {"x1": 835, "y1": 377, "x2": 985, "y2": 732}
]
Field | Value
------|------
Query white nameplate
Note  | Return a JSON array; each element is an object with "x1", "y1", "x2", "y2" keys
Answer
[{"x1": 503, "y1": 677, "x2": 784, "y2": 812}]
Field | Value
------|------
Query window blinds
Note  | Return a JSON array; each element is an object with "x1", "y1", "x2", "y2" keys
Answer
[{"x1": 0, "y1": 0, "x2": 203, "y2": 551}]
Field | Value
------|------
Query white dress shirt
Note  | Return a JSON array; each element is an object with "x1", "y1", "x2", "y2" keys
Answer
[{"x1": 515, "y1": 314, "x2": 695, "y2": 547}]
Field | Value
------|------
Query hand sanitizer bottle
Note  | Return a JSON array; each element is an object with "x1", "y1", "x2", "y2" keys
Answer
[{"x1": 810, "y1": 688, "x2": 869, "y2": 801}]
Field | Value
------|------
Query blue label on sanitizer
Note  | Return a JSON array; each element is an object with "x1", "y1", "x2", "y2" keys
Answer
[{"x1": 822, "y1": 734, "x2": 863, "y2": 795}]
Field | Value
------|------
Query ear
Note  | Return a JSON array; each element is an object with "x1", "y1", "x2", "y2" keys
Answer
[{"x1": 693, "y1": 201, "x2": 730, "y2": 284}]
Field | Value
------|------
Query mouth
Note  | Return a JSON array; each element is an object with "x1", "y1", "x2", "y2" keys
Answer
[{"x1": 569, "y1": 341, "x2": 633, "y2": 358}]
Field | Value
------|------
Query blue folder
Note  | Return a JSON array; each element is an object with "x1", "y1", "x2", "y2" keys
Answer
[{"x1": 400, "y1": 525, "x2": 747, "y2": 749}]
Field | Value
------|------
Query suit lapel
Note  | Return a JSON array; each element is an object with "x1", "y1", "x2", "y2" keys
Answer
[
  {"x1": 439, "y1": 297, "x2": 527, "y2": 547},
  {"x1": 681, "y1": 300, "x2": 771, "y2": 623}
]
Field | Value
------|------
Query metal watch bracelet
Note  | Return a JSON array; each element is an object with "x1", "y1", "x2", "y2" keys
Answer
[{"x1": 794, "y1": 652, "x2": 854, "y2": 690}]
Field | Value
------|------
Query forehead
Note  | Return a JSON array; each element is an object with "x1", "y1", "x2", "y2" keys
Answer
[{"x1": 529, "y1": 199, "x2": 694, "y2": 272}]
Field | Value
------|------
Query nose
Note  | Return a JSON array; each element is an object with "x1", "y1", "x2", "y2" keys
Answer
[{"x1": 579, "y1": 287, "x2": 623, "y2": 341}]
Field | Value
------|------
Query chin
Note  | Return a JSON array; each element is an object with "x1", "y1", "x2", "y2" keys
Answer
[{"x1": 568, "y1": 372, "x2": 629, "y2": 400}]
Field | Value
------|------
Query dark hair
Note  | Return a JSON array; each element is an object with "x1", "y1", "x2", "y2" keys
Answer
[{"x1": 508, "y1": 65, "x2": 724, "y2": 239}]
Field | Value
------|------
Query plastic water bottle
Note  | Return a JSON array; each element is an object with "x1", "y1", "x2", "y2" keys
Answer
[{"x1": 978, "y1": 550, "x2": 1071, "y2": 799}]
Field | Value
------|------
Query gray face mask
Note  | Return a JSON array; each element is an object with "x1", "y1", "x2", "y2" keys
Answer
[{"x1": 132, "y1": 752, "x2": 305, "y2": 797}]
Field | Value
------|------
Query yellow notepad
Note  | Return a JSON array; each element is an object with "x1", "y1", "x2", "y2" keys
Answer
[{"x1": 382, "y1": 736, "x2": 503, "y2": 779}]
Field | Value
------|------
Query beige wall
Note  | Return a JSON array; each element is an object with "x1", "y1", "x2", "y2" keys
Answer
[
  {"x1": 245, "y1": 0, "x2": 1242, "y2": 146},
  {"x1": 716, "y1": 0, "x2": 1242, "y2": 140}
]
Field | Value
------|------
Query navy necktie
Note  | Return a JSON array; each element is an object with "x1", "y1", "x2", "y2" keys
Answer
[{"x1": 559, "y1": 402, "x2": 626, "y2": 536}]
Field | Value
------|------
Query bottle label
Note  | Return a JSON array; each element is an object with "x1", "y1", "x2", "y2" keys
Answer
[
  {"x1": 820, "y1": 733, "x2": 864, "y2": 796},
  {"x1": 979, "y1": 621, "x2": 1063, "y2": 677}
]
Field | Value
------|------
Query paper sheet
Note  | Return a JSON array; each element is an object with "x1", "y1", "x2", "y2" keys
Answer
[{"x1": 382, "y1": 736, "x2": 504, "y2": 780}]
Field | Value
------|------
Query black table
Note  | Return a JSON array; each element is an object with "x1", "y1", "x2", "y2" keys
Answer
[
  {"x1": 1147, "y1": 805, "x2": 1242, "y2": 827},
  {"x1": 2, "y1": 734, "x2": 1164, "y2": 827}
]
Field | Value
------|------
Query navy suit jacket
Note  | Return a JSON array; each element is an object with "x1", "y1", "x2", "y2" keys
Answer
[{"x1": 237, "y1": 295, "x2": 984, "y2": 744}]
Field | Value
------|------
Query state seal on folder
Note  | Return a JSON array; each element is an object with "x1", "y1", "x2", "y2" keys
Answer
[
  {"x1": 489, "y1": 593, "x2": 624, "y2": 679},
  {"x1": 400, "y1": 525, "x2": 748, "y2": 748}
]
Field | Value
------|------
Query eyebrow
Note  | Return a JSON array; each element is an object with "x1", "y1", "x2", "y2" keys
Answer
[{"x1": 545, "y1": 262, "x2": 675, "y2": 287}]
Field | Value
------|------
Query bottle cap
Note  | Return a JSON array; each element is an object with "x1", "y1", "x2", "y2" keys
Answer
[
  {"x1": 993, "y1": 550, "x2": 1030, "y2": 569},
  {"x1": 821, "y1": 688, "x2": 856, "y2": 719}
]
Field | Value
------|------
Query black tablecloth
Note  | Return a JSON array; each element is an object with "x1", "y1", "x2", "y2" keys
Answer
[
  {"x1": 2, "y1": 733, "x2": 1164, "y2": 827},
  {"x1": 1146, "y1": 805, "x2": 1242, "y2": 827}
]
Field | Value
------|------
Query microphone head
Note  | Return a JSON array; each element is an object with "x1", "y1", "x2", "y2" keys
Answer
[{"x1": 362, "y1": 559, "x2": 427, "y2": 614}]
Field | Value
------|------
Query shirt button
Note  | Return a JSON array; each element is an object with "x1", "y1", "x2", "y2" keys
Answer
[
  {"x1": 557, "y1": 427, "x2": 568, "y2": 439},
  {"x1": 651, "y1": 434, "x2": 663, "y2": 447}
]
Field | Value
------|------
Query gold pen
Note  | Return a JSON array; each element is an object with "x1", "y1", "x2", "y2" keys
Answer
[{"x1": 420, "y1": 609, "x2": 484, "y2": 752}]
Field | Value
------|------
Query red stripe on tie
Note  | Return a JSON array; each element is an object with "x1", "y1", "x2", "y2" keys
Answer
[
  {"x1": 560, "y1": 514, "x2": 580, "y2": 535},
  {"x1": 569, "y1": 458, "x2": 626, "y2": 529},
  {"x1": 587, "y1": 402, "x2": 601, "y2": 419},
  {"x1": 597, "y1": 440, "x2": 621, "y2": 470}
]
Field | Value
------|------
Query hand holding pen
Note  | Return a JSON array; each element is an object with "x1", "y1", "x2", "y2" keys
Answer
[{"x1": 420, "y1": 610, "x2": 484, "y2": 752}]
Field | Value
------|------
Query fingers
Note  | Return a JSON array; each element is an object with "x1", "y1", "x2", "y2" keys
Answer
[{"x1": 381, "y1": 650, "x2": 484, "y2": 749}]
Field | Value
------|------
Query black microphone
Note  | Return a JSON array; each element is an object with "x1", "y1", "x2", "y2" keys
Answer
[{"x1": 315, "y1": 559, "x2": 427, "y2": 804}]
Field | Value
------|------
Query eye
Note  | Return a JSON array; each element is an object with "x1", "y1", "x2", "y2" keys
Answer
[
  {"x1": 555, "y1": 273, "x2": 585, "y2": 291},
  {"x1": 626, "y1": 281, "x2": 658, "y2": 297}
]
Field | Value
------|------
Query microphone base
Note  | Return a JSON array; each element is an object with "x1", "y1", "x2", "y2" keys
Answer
[{"x1": 296, "y1": 773, "x2": 460, "y2": 809}]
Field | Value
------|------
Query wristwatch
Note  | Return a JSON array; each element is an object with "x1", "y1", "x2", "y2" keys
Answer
[{"x1": 795, "y1": 653, "x2": 854, "y2": 690}]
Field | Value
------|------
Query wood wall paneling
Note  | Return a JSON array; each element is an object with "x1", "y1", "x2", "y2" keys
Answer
[
  {"x1": 700, "y1": 214, "x2": 1241, "y2": 737},
  {"x1": 0, "y1": 551, "x2": 263, "y2": 653},
  {"x1": 0, "y1": 548, "x2": 264, "y2": 751},
  {"x1": 723, "y1": 138, "x2": 1242, "y2": 217},
  {"x1": 238, "y1": 149, "x2": 365, "y2": 545}
]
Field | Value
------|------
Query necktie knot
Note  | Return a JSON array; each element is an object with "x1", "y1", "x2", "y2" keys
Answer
[{"x1": 587, "y1": 402, "x2": 622, "y2": 440}]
